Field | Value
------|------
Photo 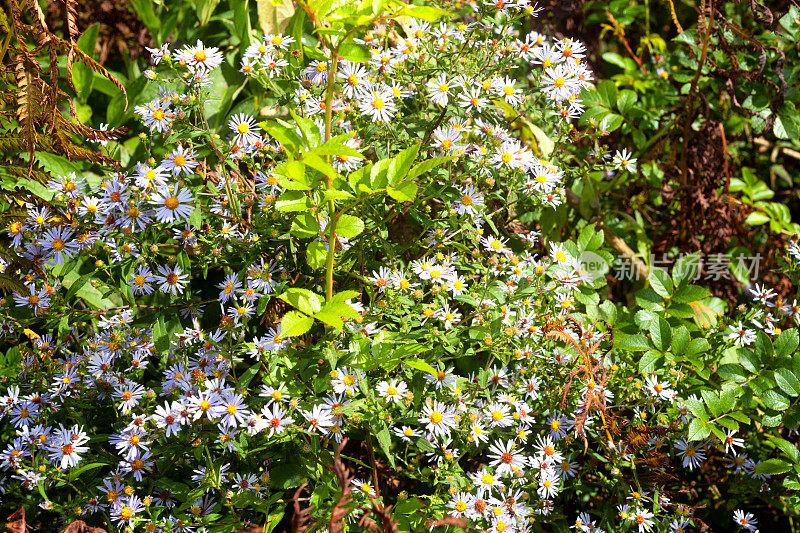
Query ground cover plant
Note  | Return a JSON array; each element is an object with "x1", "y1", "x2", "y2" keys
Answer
[{"x1": 0, "y1": 0, "x2": 800, "y2": 531}]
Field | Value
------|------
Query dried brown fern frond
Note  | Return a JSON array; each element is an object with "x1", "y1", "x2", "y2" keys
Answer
[
  {"x1": 329, "y1": 438, "x2": 354, "y2": 533},
  {"x1": 52, "y1": 36, "x2": 128, "y2": 110},
  {"x1": 290, "y1": 482, "x2": 316, "y2": 533},
  {"x1": 0, "y1": 0, "x2": 130, "y2": 294}
]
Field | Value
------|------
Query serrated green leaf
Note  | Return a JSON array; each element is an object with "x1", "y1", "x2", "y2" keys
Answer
[
  {"x1": 276, "y1": 190, "x2": 309, "y2": 212},
  {"x1": 687, "y1": 418, "x2": 710, "y2": 441},
  {"x1": 280, "y1": 311, "x2": 314, "y2": 338},
  {"x1": 756, "y1": 458, "x2": 791, "y2": 475},
  {"x1": 638, "y1": 350, "x2": 662, "y2": 373},
  {"x1": 404, "y1": 358, "x2": 438, "y2": 377},
  {"x1": 337, "y1": 214, "x2": 364, "y2": 238},
  {"x1": 615, "y1": 334, "x2": 651, "y2": 351},
  {"x1": 776, "y1": 368, "x2": 800, "y2": 397},
  {"x1": 649, "y1": 317, "x2": 671, "y2": 351},
  {"x1": 648, "y1": 268, "x2": 673, "y2": 298},
  {"x1": 386, "y1": 180, "x2": 418, "y2": 202},
  {"x1": 376, "y1": 424, "x2": 395, "y2": 468},
  {"x1": 408, "y1": 157, "x2": 451, "y2": 180},
  {"x1": 279, "y1": 288, "x2": 324, "y2": 315},
  {"x1": 672, "y1": 284, "x2": 711, "y2": 303}
]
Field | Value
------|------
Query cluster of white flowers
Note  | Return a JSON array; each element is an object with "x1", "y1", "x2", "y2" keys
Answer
[{"x1": 0, "y1": 1, "x2": 794, "y2": 531}]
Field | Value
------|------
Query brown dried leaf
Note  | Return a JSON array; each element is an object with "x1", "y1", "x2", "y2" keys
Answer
[
  {"x1": 328, "y1": 438, "x2": 353, "y2": 533},
  {"x1": 62, "y1": 520, "x2": 107, "y2": 533},
  {"x1": 6, "y1": 507, "x2": 29, "y2": 533},
  {"x1": 291, "y1": 482, "x2": 315, "y2": 533}
]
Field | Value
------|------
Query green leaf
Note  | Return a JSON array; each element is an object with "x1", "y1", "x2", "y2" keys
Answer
[
  {"x1": 154, "y1": 315, "x2": 181, "y2": 354},
  {"x1": 314, "y1": 301, "x2": 360, "y2": 331},
  {"x1": 597, "y1": 80, "x2": 618, "y2": 108},
  {"x1": 280, "y1": 311, "x2": 314, "y2": 338},
  {"x1": 273, "y1": 161, "x2": 310, "y2": 190},
  {"x1": 649, "y1": 317, "x2": 671, "y2": 351},
  {"x1": 313, "y1": 141, "x2": 363, "y2": 159},
  {"x1": 776, "y1": 329, "x2": 800, "y2": 358},
  {"x1": 738, "y1": 347, "x2": 760, "y2": 373},
  {"x1": 416, "y1": 437, "x2": 435, "y2": 453},
  {"x1": 276, "y1": 190, "x2": 309, "y2": 212},
  {"x1": 408, "y1": 156, "x2": 451, "y2": 180},
  {"x1": 672, "y1": 284, "x2": 711, "y2": 303},
  {"x1": 290, "y1": 213, "x2": 320, "y2": 238},
  {"x1": 745, "y1": 212, "x2": 770, "y2": 225},
  {"x1": 375, "y1": 424, "x2": 396, "y2": 468},
  {"x1": 769, "y1": 436, "x2": 800, "y2": 464},
  {"x1": 396, "y1": 5, "x2": 448, "y2": 21},
  {"x1": 388, "y1": 143, "x2": 420, "y2": 185},
  {"x1": 671, "y1": 326, "x2": 690, "y2": 356},
  {"x1": 685, "y1": 396, "x2": 707, "y2": 421},
  {"x1": 66, "y1": 461, "x2": 107, "y2": 482},
  {"x1": 128, "y1": 0, "x2": 160, "y2": 35},
  {"x1": 600, "y1": 113, "x2": 624, "y2": 132},
  {"x1": 615, "y1": 334, "x2": 651, "y2": 351},
  {"x1": 337, "y1": 215, "x2": 364, "y2": 238},
  {"x1": 685, "y1": 337, "x2": 710, "y2": 357},
  {"x1": 279, "y1": 288, "x2": 324, "y2": 315},
  {"x1": 775, "y1": 368, "x2": 800, "y2": 397},
  {"x1": 756, "y1": 458, "x2": 791, "y2": 475},
  {"x1": 648, "y1": 268, "x2": 673, "y2": 298},
  {"x1": 239, "y1": 362, "x2": 261, "y2": 389},
  {"x1": 774, "y1": 115, "x2": 799, "y2": 140},
  {"x1": 231, "y1": 0, "x2": 252, "y2": 48},
  {"x1": 306, "y1": 241, "x2": 327, "y2": 270},
  {"x1": 72, "y1": 24, "x2": 101, "y2": 98},
  {"x1": 330, "y1": 290, "x2": 360, "y2": 303},
  {"x1": 672, "y1": 253, "x2": 701, "y2": 287},
  {"x1": 262, "y1": 119, "x2": 302, "y2": 154},
  {"x1": 718, "y1": 363, "x2": 748, "y2": 382},
  {"x1": 577, "y1": 223, "x2": 604, "y2": 251},
  {"x1": 701, "y1": 389, "x2": 723, "y2": 417},
  {"x1": 302, "y1": 152, "x2": 338, "y2": 180},
  {"x1": 404, "y1": 358, "x2": 438, "y2": 377},
  {"x1": 386, "y1": 180, "x2": 418, "y2": 202},
  {"x1": 339, "y1": 42, "x2": 371, "y2": 62},
  {"x1": 529, "y1": 124, "x2": 554, "y2": 157},
  {"x1": 638, "y1": 350, "x2": 662, "y2": 373},
  {"x1": 687, "y1": 418, "x2": 710, "y2": 441},
  {"x1": 763, "y1": 389, "x2": 790, "y2": 411},
  {"x1": 617, "y1": 89, "x2": 637, "y2": 113}
]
